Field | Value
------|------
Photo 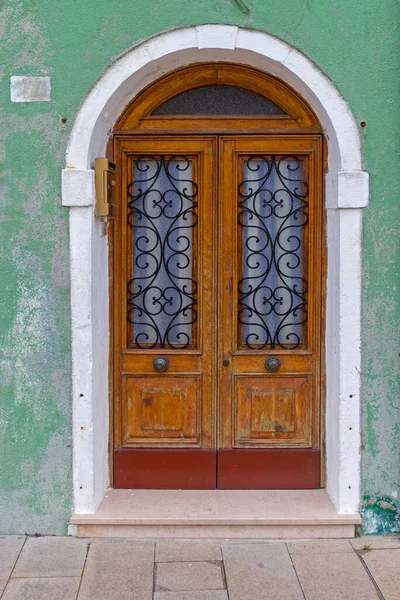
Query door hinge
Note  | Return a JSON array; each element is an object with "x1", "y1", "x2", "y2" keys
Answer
[{"x1": 95, "y1": 157, "x2": 116, "y2": 218}]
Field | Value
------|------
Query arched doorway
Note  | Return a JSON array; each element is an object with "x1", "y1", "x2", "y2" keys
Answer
[
  {"x1": 63, "y1": 25, "x2": 368, "y2": 520},
  {"x1": 109, "y1": 64, "x2": 325, "y2": 489}
]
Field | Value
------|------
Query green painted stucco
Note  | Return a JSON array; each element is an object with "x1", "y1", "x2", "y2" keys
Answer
[{"x1": 0, "y1": 0, "x2": 399, "y2": 534}]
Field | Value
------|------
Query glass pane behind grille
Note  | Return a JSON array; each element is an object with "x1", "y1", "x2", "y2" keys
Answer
[
  {"x1": 152, "y1": 85, "x2": 286, "y2": 116},
  {"x1": 127, "y1": 157, "x2": 197, "y2": 349},
  {"x1": 238, "y1": 157, "x2": 308, "y2": 350}
]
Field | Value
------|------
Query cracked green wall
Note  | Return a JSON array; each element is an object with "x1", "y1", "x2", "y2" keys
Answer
[{"x1": 0, "y1": 0, "x2": 399, "y2": 533}]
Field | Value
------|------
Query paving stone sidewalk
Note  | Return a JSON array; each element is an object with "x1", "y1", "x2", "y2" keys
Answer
[{"x1": 0, "y1": 534, "x2": 399, "y2": 599}]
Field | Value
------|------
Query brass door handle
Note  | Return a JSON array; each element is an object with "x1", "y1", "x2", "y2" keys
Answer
[
  {"x1": 222, "y1": 358, "x2": 231, "y2": 367},
  {"x1": 153, "y1": 356, "x2": 169, "y2": 372},
  {"x1": 264, "y1": 357, "x2": 281, "y2": 372}
]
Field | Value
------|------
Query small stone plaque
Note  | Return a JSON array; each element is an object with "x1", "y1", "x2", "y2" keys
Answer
[{"x1": 10, "y1": 76, "x2": 51, "y2": 102}]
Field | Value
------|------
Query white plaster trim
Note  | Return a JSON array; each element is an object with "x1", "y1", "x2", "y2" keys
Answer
[
  {"x1": 196, "y1": 25, "x2": 238, "y2": 49},
  {"x1": 146, "y1": 28, "x2": 198, "y2": 60},
  {"x1": 62, "y1": 169, "x2": 94, "y2": 207},
  {"x1": 235, "y1": 28, "x2": 290, "y2": 63},
  {"x1": 69, "y1": 205, "x2": 96, "y2": 513},
  {"x1": 326, "y1": 171, "x2": 369, "y2": 209},
  {"x1": 63, "y1": 26, "x2": 369, "y2": 517},
  {"x1": 281, "y1": 51, "x2": 361, "y2": 172}
]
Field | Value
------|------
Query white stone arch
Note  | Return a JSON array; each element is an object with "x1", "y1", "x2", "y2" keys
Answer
[{"x1": 62, "y1": 25, "x2": 369, "y2": 516}]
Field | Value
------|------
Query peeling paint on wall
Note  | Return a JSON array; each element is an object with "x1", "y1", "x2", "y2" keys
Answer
[{"x1": 361, "y1": 497, "x2": 400, "y2": 535}]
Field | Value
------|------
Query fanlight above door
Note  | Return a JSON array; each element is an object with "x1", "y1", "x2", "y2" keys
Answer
[
  {"x1": 152, "y1": 84, "x2": 286, "y2": 116},
  {"x1": 114, "y1": 63, "x2": 320, "y2": 132}
]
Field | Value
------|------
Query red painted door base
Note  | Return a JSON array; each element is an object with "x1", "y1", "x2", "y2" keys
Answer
[
  {"x1": 113, "y1": 448, "x2": 320, "y2": 489},
  {"x1": 217, "y1": 449, "x2": 321, "y2": 489},
  {"x1": 114, "y1": 449, "x2": 217, "y2": 489}
]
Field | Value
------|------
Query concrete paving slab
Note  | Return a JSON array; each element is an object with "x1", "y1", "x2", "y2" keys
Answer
[
  {"x1": 2, "y1": 576, "x2": 80, "y2": 600},
  {"x1": 78, "y1": 540, "x2": 154, "y2": 600},
  {"x1": 291, "y1": 551, "x2": 380, "y2": 600},
  {"x1": 154, "y1": 592, "x2": 228, "y2": 600},
  {"x1": 287, "y1": 539, "x2": 353, "y2": 554},
  {"x1": 13, "y1": 536, "x2": 87, "y2": 578},
  {"x1": 363, "y1": 549, "x2": 400, "y2": 600},
  {"x1": 156, "y1": 541, "x2": 222, "y2": 562},
  {"x1": 156, "y1": 561, "x2": 225, "y2": 591},
  {"x1": 0, "y1": 536, "x2": 25, "y2": 593},
  {"x1": 351, "y1": 535, "x2": 400, "y2": 550},
  {"x1": 222, "y1": 542, "x2": 303, "y2": 600}
]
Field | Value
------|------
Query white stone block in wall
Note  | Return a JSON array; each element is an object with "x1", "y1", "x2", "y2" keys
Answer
[{"x1": 10, "y1": 76, "x2": 51, "y2": 102}]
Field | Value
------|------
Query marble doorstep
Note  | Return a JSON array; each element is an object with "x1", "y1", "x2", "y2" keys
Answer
[{"x1": 71, "y1": 489, "x2": 360, "y2": 538}]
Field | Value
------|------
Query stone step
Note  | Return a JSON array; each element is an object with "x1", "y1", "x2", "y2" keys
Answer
[{"x1": 70, "y1": 488, "x2": 360, "y2": 538}]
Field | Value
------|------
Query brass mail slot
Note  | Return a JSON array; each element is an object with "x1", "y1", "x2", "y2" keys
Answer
[{"x1": 95, "y1": 157, "x2": 116, "y2": 217}]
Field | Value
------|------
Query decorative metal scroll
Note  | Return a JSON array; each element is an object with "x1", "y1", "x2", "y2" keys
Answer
[
  {"x1": 238, "y1": 156, "x2": 308, "y2": 350},
  {"x1": 127, "y1": 156, "x2": 198, "y2": 349}
]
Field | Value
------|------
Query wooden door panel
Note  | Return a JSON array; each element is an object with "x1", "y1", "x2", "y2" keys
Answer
[
  {"x1": 231, "y1": 354, "x2": 312, "y2": 371},
  {"x1": 113, "y1": 136, "x2": 217, "y2": 488},
  {"x1": 122, "y1": 353, "x2": 201, "y2": 373},
  {"x1": 123, "y1": 375, "x2": 201, "y2": 446},
  {"x1": 233, "y1": 375, "x2": 312, "y2": 447},
  {"x1": 218, "y1": 135, "x2": 323, "y2": 488}
]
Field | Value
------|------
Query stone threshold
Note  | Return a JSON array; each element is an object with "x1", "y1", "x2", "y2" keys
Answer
[{"x1": 70, "y1": 488, "x2": 360, "y2": 538}]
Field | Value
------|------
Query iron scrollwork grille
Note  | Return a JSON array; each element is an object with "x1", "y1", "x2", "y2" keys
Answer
[
  {"x1": 238, "y1": 155, "x2": 309, "y2": 350},
  {"x1": 127, "y1": 156, "x2": 198, "y2": 349}
]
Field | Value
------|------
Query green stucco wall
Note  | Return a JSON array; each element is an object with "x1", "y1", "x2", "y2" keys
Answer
[{"x1": 0, "y1": 0, "x2": 399, "y2": 534}]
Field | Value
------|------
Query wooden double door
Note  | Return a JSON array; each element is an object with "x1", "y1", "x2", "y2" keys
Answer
[{"x1": 112, "y1": 134, "x2": 324, "y2": 489}]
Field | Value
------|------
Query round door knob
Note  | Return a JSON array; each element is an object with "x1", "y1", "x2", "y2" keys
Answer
[
  {"x1": 222, "y1": 358, "x2": 231, "y2": 367},
  {"x1": 264, "y1": 357, "x2": 281, "y2": 373},
  {"x1": 153, "y1": 356, "x2": 169, "y2": 372}
]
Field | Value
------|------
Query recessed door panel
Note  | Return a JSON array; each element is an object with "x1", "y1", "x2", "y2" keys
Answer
[
  {"x1": 123, "y1": 375, "x2": 201, "y2": 445},
  {"x1": 233, "y1": 375, "x2": 312, "y2": 447}
]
